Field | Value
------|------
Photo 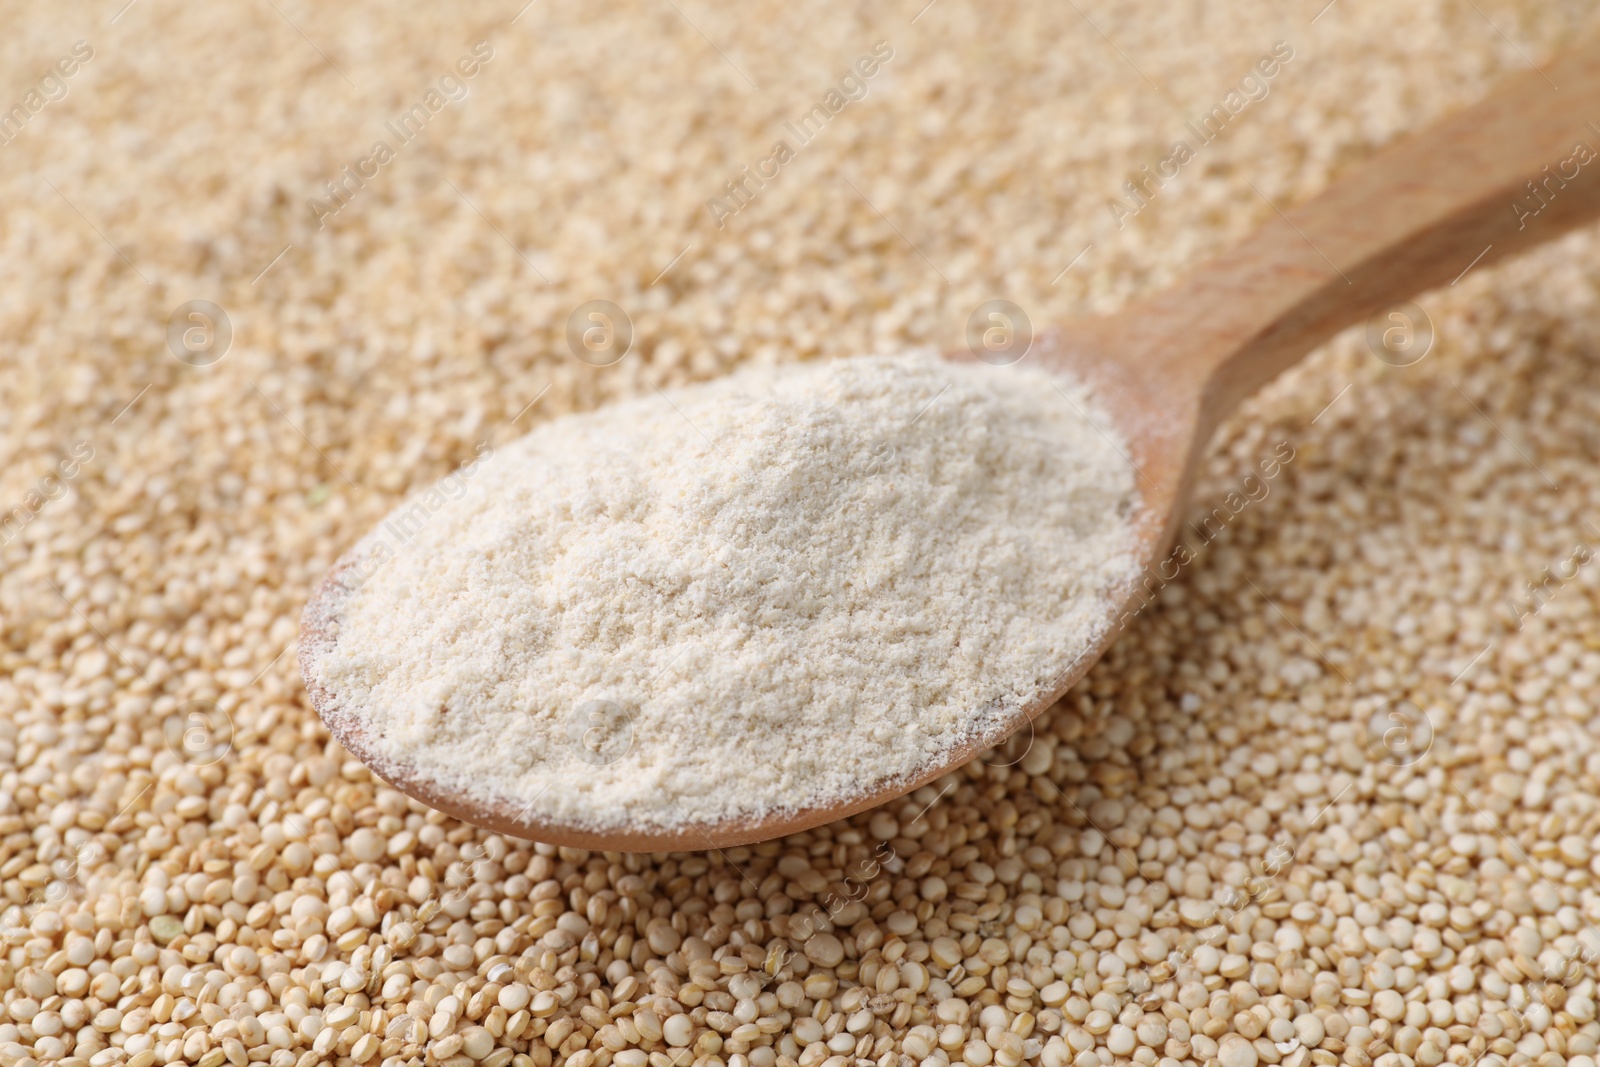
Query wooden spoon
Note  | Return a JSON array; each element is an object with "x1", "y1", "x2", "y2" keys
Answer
[{"x1": 302, "y1": 42, "x2": 1600, "y2": 851}]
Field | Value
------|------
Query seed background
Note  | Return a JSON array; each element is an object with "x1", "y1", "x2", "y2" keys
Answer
[{"x1": 3, "y1": 1, "x2": 1600, "y2": 1067}]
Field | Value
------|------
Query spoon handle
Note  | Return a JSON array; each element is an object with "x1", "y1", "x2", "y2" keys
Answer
[{"x1": 1134, "y1": 38, "x2": 1600, "y2": 436}]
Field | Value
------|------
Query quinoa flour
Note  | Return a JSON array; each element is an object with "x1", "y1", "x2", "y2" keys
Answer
[
  {"x1": 304, "y1": 352, "x2": 1140, "y2": 830},
  {"x1": 12, "y1": 5, "x2": 1600, "y2": 1066}
]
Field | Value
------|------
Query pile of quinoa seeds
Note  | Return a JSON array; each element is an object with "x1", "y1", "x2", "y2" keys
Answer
[{"x1": 3, "y1": 2, "x2": 1600, "y2": 1067}]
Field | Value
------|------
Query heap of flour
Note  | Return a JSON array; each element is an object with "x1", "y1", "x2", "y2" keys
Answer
[{"x1": 304, "y1": 352, "x2": 1140, "y2": 831}]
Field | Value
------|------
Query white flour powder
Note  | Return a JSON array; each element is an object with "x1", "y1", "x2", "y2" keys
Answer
[{"x1": 304, "y1": 352, "x2": 1140, "y2": 830}]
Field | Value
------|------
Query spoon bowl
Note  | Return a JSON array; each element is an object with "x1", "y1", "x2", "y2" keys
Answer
[{"x1": 302, "y1": 40, "x2": 1600, "y2": 850}]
